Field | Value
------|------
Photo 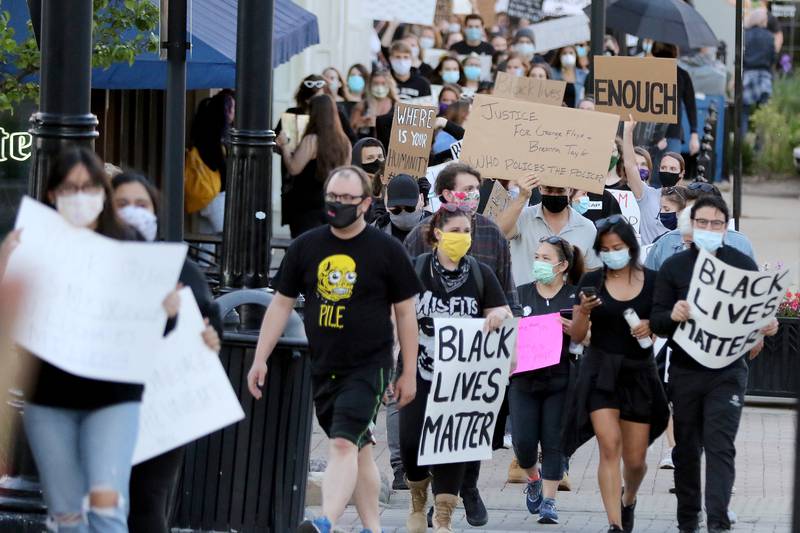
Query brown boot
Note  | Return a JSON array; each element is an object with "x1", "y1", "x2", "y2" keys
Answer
[
  {"x1": 406, "y1": 477, "x2": 431, "y2": 533},
  {"x1": 558, "y1": 471, "x2": 572, "y2": 491},
  {"x1": 432, "y1": 493, "x2": 460, "y2": 532},
  {"x1": 507, "y1": 456, "x2": 527, "y2": 483}
]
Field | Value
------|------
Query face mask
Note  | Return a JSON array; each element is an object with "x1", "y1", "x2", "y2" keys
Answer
[
  {"x1": 391, "y1": 58, "x2": 412, "y2": 76},
  {"x1": 442, "y1": 70, "x2": 460, "y2": 84},
  {"x1": 515, "y1": 43, "x2": 535, "y2": 58},
  {"x1": 609, "y1": 154, "x2": 620, "y2": 171},
  {"x1": 348, "y1": 75, "x2": 365, "y2": 93},
  {"x1": 410, "y1": 46, "x2": 420, "y2": 59},
  {"x1": 327, "y1": 79, "x2": 341, "y2": 93},
  {"x1": 420, "y1": 36, "x2": 435, "y2": 50},
  {"x1": 118, "y1": 205, "x2": 158, "y2": 241},
  {"x1": 361, "y1": 159, "x2": 383, "y2": 175},
  {"x1": 512, "y1": 67, "x2": 525, "y2": 77},
  {"x1": 465, "y1": 27, "x2": 483, "y2": 42},
  {"x1": 659, "y1": 211, "x2": 678, "y2": 230},
  {"x1": 600, "y1": 248, "x2": 630, "y2": 270},
  {"x1": 56, "y1": 191, "x2": 105, "y2": 228},
  {"x1": 533, "y1": 260, "x2": 559, "y2": 285},
  {"x1": 464, "y1": 65, "x2": 481, "y2": 81},
  {"x1": 542, "y1": 194, "x2": 569, "y2": 213},
  {"x1": 448, "y1": 23, "x2": 462, "y2": 34},
  {"x1": 438, "y1": 231, "x2": 472, "y2": 263},
  {"x1": 324, "y1": 201, "x2": 361, "y2": 229},
  {"x1": 659, "y1": 171, "x2": 681, "y2": 187},
  {"x1": 576, "y1": 45, "x2": 588, "y2": 58},
  {"x1": 390, "y1": 210, "x2": 422, "y2": 231},
  {"x1": 450, "y1": 190, "x2": 480, "y2": 214},
  {"x1": 560, "y1": 53, "x2": 577, "y2": 67},
  {"x1": 693, "y1": 228, "x2": 724, "y2": 252},
  {"x1": 438, "y1": 102, "x2": 450, "y2": 115},
  {"x1": 572, "y1": 196, "x2": 590, "y2": 215},
  {"x1": 639, "y1": 167, "x2": 650, "y2": 181},
  {"x1": 371, "y1": 85, "x2": 389, "y2": 98}
]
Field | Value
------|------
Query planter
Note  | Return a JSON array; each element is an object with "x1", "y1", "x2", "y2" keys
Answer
[{"x1": 746, "y1": 317, "x2": 800, "y2": 398}]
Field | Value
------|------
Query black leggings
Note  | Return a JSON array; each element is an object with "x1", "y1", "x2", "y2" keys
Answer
[
  {"x1": 399, "y1": 376, "x2": 467, "y2": 495},
  {"x1": 128, "y1": 447, "x2": 185, "y2": 533}
]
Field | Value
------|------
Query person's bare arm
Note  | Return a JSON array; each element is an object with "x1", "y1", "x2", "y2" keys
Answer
[
  {"x1": 496, "y1": 175, "x2": 540, "y2": 239},
  {"x1": 392, "y1": 297, "x2": 418, "y2": 407},
  {"x1": 246, "y1": 293, "x2": 297, "y2": 399},
  {"x1": 622, "y1": 117, "x2": 644, "y2": 200},
  {"x1": 282, "y1": 135, "x2": 316, "y2": 176}
]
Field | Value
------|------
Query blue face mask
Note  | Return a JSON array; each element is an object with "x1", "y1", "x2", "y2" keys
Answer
[
  {"x1": 659, "y1": 211, "x2": 678, "y2": 230},
  {"x1": 693, "y1": 229, "x2": 724, "y2": 252},
  {"x1": 532, "y1": 260, "x2": 559, "y2": 285},
  {"x1": 347, "y1": 75, "x2": 365, "y2": 93},
  {"x1": 576, "y1": 45, "x2": 588, "y2": 58},
  {"x1": 464, "y1": 65, "x2": 481, "y2": 81},
  {"x1": 572, "y1": 196, "x2": 590, "y2": 215},
  {"x1": 465, "y1": 27, "x2": 483, "y2": 42},
  {"x1": 600, "y1": 248, "x2": 630, "y2": 270},
  {"x1": 442, "y1": 70, "x2": 460, "y2": 84}
]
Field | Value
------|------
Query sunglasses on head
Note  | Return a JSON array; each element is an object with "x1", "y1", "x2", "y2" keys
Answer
[
  {"x1": 662, "y1": 186, "x2": 685, "y2": 199},
  {"x1": 595, "y1": 214, "x2": 626, "y2": 232},
  {"x1": 389, "y1": 205, "x2": 416, "y2": 215},
  {"x1": 539, "y1": 235, "x2": 569, "y2": 253},
  {"x1": 304, "y1": 80, "x2": 326, "y2": 89},
  {"x1": 687, "y1": 181, "x2": 715, "y2": 193}
]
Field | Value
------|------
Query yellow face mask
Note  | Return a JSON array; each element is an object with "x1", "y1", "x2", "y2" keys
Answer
[{"x1": 437, "y1": 231, "x2": 472, "y2": 263}]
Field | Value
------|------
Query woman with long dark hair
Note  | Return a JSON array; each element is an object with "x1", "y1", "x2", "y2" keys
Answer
[
  {"x1": 277, "y1": 93, "x2": 352, "y2": 237},
  {"x1": 564, "y1": 216, "x2": 668, "y2": 533}
]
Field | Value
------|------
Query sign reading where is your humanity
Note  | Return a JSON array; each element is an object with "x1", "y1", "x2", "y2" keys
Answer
[
  {"x1": 493, "y1": 71, "x2": 566, "y2": 106},
  {"x1": 385, "y1": 102, "x2": 436, "y2": 181},
  {"x1": 594, "y1": 56, "x2": 678, "y2": 124},
  {"x1": 673, "y1": 248, "x2": 790, "y2": 369},
  {"x1": 460, "y1": 94, "x2": 619, "y2": 194}
]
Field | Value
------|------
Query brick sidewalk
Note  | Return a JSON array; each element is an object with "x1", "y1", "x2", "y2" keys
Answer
[{"x1": 307, "y1": 406, "x2": 794, "y2": 532}]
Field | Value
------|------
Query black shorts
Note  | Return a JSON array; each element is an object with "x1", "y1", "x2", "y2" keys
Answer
[
  {"x1": 587, "y1": 368, "x2": 653, "y2": 424},
  {"x1": 312, "y1": 364, "x2": 390, "y2": 449}
]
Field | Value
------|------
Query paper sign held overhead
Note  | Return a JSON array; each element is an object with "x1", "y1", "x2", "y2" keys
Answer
[
  {"x1": 385, "y1": 103, "x2": 436, "y2": 181},
  {"x1": 530, "y1": 14, "x2": 591, "y2": 53},
  {"x1": 481, "y1": 180, "x2": 512, "y2": 222},
  {"x1": 459, "y1": 94, "x2": 619, "y2": 194},
  {"x1": 594, "y1": 56, "x2": 678, "y2": 124},
  {"x1": 493, "y1": 71, "x2": 566, "y2": 106},
  {"x1": 606, "y1": 189, "x2": 641, "y2": 241},
  {"x1": 370, "y1": 0, "x2": 437, "y2": 25},
  {"x1": 543, "y1": 0, "x2": 591, "y2": 16}
]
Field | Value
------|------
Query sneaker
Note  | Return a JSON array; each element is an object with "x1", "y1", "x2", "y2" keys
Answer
[
  {"x1": 727, "y1": 509, "x2": 738, "y2": 524},
  {"x1": 461, "y1": 487, "x2": 488, "y2": 526},
  {"x1": 557, "y1": 472, "x2": 572, "y2": 491},
  {"x1": 297, "y1": 516, "x2": 331, "y2": 533},
  {"x1": 427, "y1": 505, "x2": 433, "y2": 528},
  {"x1": 621, "y1": 499, "x2": 636, "y2": 533},
  {"x1": 524, "y1": 474, "x2": 543, "y2": 514},
  {"x1": 503, "y1": 433, "x2": 513, "y2": 449},
  {"x1": 538, "y1": 497, "x2": 559, "y2": 524},
  {"x1": 392, "y1": 468, "x2": 408, "y2": 490},
  {"x1": 659, "y1": 448, "x2": 675, "y2": 469},
  {"x1": 607, "y1": 526, "x2": 624, "y2": 532}
]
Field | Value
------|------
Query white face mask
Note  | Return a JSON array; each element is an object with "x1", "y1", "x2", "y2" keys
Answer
[
  {"x1": 56, "y1": 191, "x2": 105, "y2": 228},
  {"x1": 420, "y1": 36, "x2": 435, "y2": 50},
  {"x1": 560, "y1": 53, "x2": 577, "y2": 67},
  {"x1": 118, "y1": 205, "x2": 158, "y2": 241},
  {"x1": 327, "y1": 79, "x2": 341, "y2": 92},
  {"x1": 391, "y1": 58, "x2": 413, "y2": 76},
  {"x1": 515, "y1": 42, "x2": 535, "y2": 58},
  {"x1": 410, "y1": 45, "x2": 420, "y2": 59}
]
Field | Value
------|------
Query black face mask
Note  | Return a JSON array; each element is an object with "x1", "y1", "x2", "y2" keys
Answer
[
  {"x1": 659, "y1": 211, "x2": 678, "y2": 230},
  {"x1": 542, "y1": 195, "x2": 569, "y2": 213},
  {"x1": 324, "y1": 201, "x2": 361, "y2": 228},
  {"x1": 659, "y1": 171, "x2": 681, "y2": 187},
  {"x1": 361, "y1": 160, "x2": 383, "y2": 175}
]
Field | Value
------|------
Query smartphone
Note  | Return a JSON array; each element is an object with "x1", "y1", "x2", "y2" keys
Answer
[
  {"x1": 580, "y1": 286, "x2": 597, "y2": 298},
  {"x1": 559, "y1": 309, "x2": 573, "y2": 319}
]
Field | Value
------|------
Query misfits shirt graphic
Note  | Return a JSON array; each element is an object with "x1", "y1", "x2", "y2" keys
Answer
[
  {"x1": 316, "y1": 254, "x2": 358, "y2": 329},
  {"x1": 416, "y1": 291, "x2": 479, "y2": 381}
]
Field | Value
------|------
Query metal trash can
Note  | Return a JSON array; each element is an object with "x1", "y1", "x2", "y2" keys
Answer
[{"x1": 172, "y1": 289, "x2": 312, "y2": 532}]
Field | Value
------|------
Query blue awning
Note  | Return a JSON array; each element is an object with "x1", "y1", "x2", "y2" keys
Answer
[{"x1": 4, "y1": 0, "x2": 319, "y2": 90}]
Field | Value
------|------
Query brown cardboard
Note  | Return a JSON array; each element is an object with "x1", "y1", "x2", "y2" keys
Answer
[
  {"x1": 384, "y1": 103, "x2": 437, "y2": 180},
  {"x1": 476, "y1": 0, "x2": 497, "y2": 25},
  {"x1": 280, "y1": 113, "x2": 309, "y2": 153},
  {"x1": 593, "y1": 56, "x2": 678, "y2": 124},
  {"x1": 459, "y1": 94, "x2": 619, "y2": 194},
  {"x1": 482, "y1": 180, "x2": 512, "y2": 222},
  {"x1": 493, "y1": 71, "x2": 566, "y2": 106}
]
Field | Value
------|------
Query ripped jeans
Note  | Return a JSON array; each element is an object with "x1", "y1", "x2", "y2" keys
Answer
[{"x1": 24, "y1": 402, "x2": 141, "y2": 532}]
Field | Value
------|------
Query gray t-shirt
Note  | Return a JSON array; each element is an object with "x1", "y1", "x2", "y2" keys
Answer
[{"x1": 637, "y1": 185, "x2": 669, "y2": 246}]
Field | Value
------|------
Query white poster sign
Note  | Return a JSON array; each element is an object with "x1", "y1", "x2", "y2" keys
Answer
[
  {"x1": 369, "y1": 0, "x2": 437, "y2": 25},
  {"x1": 530, "y1": 14, "x2": 591, "y2": 53},
  {"x1": 418, "y1": 318, "x2": 517, "y2": 466},
  {"x1": 607, "y1": 189, "x2": 641, "y2": 239},
  {"x1": 542, "y1": 0, "x2": 591, "y2": 16},
  {"x1": 133, "y1": 288, "x2": 244, "y2": 464},
  {"x1": 425, "y1": 161, "x2": 455, "y2": 211},
  {"x1": 673, "y1": 248, "x2": 790, "y2": 369},
  {"x1": 6, "y1": 197, "x2": 187, "y2": 383}
]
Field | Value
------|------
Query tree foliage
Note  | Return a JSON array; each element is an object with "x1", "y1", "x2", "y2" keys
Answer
[{"x1": 0, "y1": 0, "x2": 159, "y2": 113}]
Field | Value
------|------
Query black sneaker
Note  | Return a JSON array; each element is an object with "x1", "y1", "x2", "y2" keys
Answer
[
  {"x1": 607, "y1": 526, "x2": 623, "y2": 532},
  {"x1": 621, "y1": 499, "x2": 636, "y2": 532},
  {"x1": 391, "y1": 468, "x2": 408, "y2": 490},
  {"x1": 427, "y1": 505, "x2": 433, "y2": 527},
  {"x1": 461, "y1": 487, "x2": 489, "y2": 526}
]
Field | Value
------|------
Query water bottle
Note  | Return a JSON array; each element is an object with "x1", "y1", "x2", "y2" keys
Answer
[{"x1": 624, "y1": 308, "x2": 653, "y2": 349}]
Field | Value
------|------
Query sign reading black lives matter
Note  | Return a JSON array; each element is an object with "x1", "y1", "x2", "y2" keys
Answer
[
  {"x1": 385, "y1": 102, "x2": 436, "y2": 181},
  {"x1": 594, "y1": 56, "x2": 678, "y2": 124},
  {"x1": 673, "y1": 248, "x2": 790, "y2": 369},
  {"x1": 419, "y1": 318, "x2": 518, "y2": 466}
]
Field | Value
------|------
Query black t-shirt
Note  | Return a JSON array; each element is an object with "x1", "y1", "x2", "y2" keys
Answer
[
  {"x1": 516, "y1": 283, "x2": 576, "y2": 378},
  {"x1": 583, "y1": 189, "x2": 623, "y2": 223},
  {"x1": 450, "y1": 41, "x2": 495, "y2": 56},
  {"x1": 274, "y1": 225, "x2": 422, "y2": 375},
  {"x1": 576, "y1": 268, "x2": 657, "y2": 360},
  {"x1": 394, "y1": 74, "x2": 432, "y2": 101},
  {"x1": 415, "y1": 255, "x2": 507, "y2": 381}
]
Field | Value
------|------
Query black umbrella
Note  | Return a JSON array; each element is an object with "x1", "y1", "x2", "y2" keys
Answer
[{"x1": 589, "y1": 0, "x2": 718, "y2": 50}]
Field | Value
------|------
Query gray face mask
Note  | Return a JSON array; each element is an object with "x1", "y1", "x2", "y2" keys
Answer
[{"x1": 390, "y1": 210, "x2": 422, "y2": 231}]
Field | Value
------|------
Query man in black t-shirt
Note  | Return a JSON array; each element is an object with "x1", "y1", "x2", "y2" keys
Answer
[
  {"x1": 248, "y1": 166, "x2": 422, "y2": 533},
  {"x1": 389, "y1": 41, "x2": 432, "y2": 101},
  {"x1": 449, "y1": 14, "x2": 495, "y2": 56}
]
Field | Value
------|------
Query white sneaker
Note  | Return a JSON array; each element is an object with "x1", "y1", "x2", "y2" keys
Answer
[
  {"x1": 503, "y1": 433, "x2": 513, "y2": 449},
  {"x1": 659, "y1": 448, "x2": 674, "y2": 469}
]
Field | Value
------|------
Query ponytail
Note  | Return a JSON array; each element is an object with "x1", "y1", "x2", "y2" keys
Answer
[{"x1": 566, "y1": 245, "x2": 584, "y2": 286}]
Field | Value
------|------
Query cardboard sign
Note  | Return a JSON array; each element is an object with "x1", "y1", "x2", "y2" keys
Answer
[
  {"x1": 459, "y1": 94, "x2": 619, "y2": 193},
  {"x1": 507, "y1": 0, "x2": 543, "y2": 20},
  {"x1": 594, "y1": 56, "x2": 678, "y2": 124},
  {"x1": 477, "y1": 0, "x2": 497, "y2": 24},
  {"x1": 481, "y1": 180, "x2": 512, "y2": 222},
  {"x1": 607, "y1": 189, "x2": 641, "y2": 239},
  {"x1": 493, "y1": 71, "x2": 566, "y2": 106},
  {"x1": 370, "y1": 0, "x2": 437, "y2": 25},
  {"x1": 419, "y1": 317, "x2": 517, "y2": 466},
  {"x1": 133, "y1": 288, "x2": 245, "y2": 464},
  {"x1": 673, "y1": 249, "x2": 790, "y2": 369},
  {"x1": 513, "y1": 313, "x2": 563, "y2": 374},
  {"x1": 530, "y1": 14, "x2": 591, "y2": 53},
  {"x1": 385, "y1": 103, "x2": 436, "y2": 180},
  {"x1": 434, "y1": 0, "x2": 452, "y2": 25},
  {"x1": 280, "y1": 113, "x2": 309, "y2": 153}
]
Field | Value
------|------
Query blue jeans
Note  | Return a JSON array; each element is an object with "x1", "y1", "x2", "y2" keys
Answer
[{"x1": 24, "y1": 402, "x2": 141, "y2": 533}]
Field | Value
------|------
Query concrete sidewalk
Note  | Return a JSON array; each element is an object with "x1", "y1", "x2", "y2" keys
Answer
[{"x1": 307, "y1": 405, "x2": 794, "y2": 532}]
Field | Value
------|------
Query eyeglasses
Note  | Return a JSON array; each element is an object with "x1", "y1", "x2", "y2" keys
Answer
[
  {"x1": 595, "y1": 214, "x2": 626, "y2": 231},
  {"x1": 687, "y1": 181, "x2": 716, "y2": 193},
  {"x1": 693, "y1": 218, "x2": 726, "y2": 230},
  {"x1": 325, "y1": 193, "x2": 364, "y2": 203},
  {"x1": 303, "y1": 80, "x2": 326, "y2": 89},
  {"x1": 56, "y1": 183, "x2": 103, "y2": 195},
  {"x1": 439, "y1": 202, "x2": 474, "y2": 213},
  {"x1": 389, "y1": 206, "x2": 416, "y2": 215}
]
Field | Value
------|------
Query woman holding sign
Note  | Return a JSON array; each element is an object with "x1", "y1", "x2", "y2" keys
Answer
[
  {"x1": 400, "y1": 207, "x2": 511, "y2": 533},
  {"x1": 510, "y1": 236, "x2": 584, "y2": 525},
  {"x1": 565, "y1": 216, "x2": 668, "y2": 533}
]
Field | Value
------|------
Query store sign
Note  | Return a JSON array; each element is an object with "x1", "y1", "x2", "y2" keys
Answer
[{"x1": 0, "y1": 128, "x2": 33, "y2": 162}]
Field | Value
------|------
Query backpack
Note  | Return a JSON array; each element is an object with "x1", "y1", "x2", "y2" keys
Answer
[
  {"x1": 414, "y1": 252, "x2": 484, "y2": 301},
  {"x1": 184, "y1": 147, "x2": 221, "y2": 214}
]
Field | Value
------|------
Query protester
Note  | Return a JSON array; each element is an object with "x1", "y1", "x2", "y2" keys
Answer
[
  {"x1": 511, "y1": 29, "x2": 536, "y2": 62},
  {"x1": 550, "y1": 46, "x2": 589, "y2": 105},
  {"x1": 461, "y1": 54, "x2": 486, "y2": 93},
  {"x1": 389, "y1": 41, "x2": 433, "y2": 100},
  {"x1": 403, "y1": 33, "x2": 435, "y2": 80},
  {"x1": 570, "y1": 188, "x2": 622, "y2": 224},
  {"x1": 575, "y1": 41, "x2": 590, "y2": 70},
  {"x1": 445, "y1": 31, "x2": 465, "y2": 49},
  {"x1": 373, "y1": 174, "x2": 429, "y2": 242},
  {"x1": 437, "y1": 84, "x2": 462, "y2": 115},
  {"x1": 658, "y1": 186, "x2": 688, "y2": 233},
  {"x1": 491, "y1": 34, "x2": 508, "y2": 53},
  {"x1": 650, "y1": 195, "x2": 779, "y2": 533},
  {"x1": 565, "y1": 215, "x2": 669, "y2": 533},
  {"x1": 323, "y1": 67, "x2": 349, "y2": 104},
  {"x1": 278, "y1": 94, "x2": 352, "y2": 237},
  {"x1": 658, "y1": 151, "x2": 687, "y2": 188},
  {"x1": 350, "y1": 69, "x2": 398, "y2": 142},
  {"x1": 345, "y1": 63, "x2": 371, "y2": 115},
  {"x1": 434, "y1": 56, "x2": 465, "y2": 87},
  {"x1": 605, "y1": 139, "x2": 629, "y2": 190},
  {"x1": 743, "y1": 8, "x2": 777, "y2": 137},
  {"x1": 248, "y1": 166, "x2": 421, "y2": 533},
  {"x1": 511, "y1": 237, "x2": 584, "y2": 525},
  {"x1": 528, "y1": 62, "x2": 552, "y2": 80},
  {"x1": 402, "y1": 207, "x2": 511, "y2": 533},
  {"x1": 419, "y1": 25, "x2": 442, "y2": 53},
  {"x1": 450, "y1": 14, "x2": 494, "y2": 56},
  {"x1": 578, "y1": 97, "x2": 596, "y2": 111},
  {"x1": 503, "y1": 53, "x2": 531, "y2": 77}
]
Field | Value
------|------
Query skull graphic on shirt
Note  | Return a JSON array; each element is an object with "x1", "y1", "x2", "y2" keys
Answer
[{"x1": 316, "y1": 254, "x2": 358, "y2": 302}]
